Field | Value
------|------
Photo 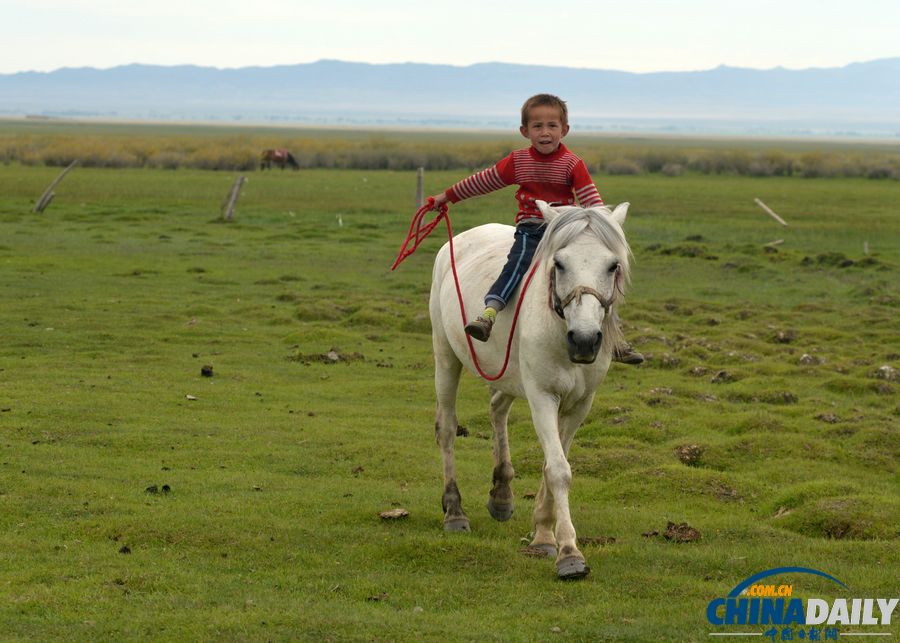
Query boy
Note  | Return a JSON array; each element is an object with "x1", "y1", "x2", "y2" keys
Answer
[{"x1": 429, "y1": 93, "x2": 642, "y2": 364}]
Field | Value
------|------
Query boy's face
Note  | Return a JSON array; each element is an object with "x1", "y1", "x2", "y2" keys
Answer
[{"x1": 520, "y1": 105, "x2": 569, "y2": 155}]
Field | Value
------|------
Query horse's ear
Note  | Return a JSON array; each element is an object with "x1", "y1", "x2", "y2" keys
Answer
[
  {"x1": 536, "y1": 200, "x2": 560, "y2": 223},
  {"x1": 610, "y1": 202, "x2": 629, "y2": 225}
]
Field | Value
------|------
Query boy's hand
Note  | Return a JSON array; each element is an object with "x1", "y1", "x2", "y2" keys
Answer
[{"x1": 428, "y1": 192, "x2": 449, "y2": 209}]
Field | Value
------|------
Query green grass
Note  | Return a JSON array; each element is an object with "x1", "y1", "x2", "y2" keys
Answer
[{"x1": 0, "y1": 160, "x2": 897, "y2": 641}]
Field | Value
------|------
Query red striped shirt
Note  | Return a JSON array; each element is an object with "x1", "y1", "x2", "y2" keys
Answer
[{"x1": 445, "y1": 143, "x2": 604, "y2": 223}]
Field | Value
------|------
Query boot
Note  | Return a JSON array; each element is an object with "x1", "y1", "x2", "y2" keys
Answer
[
  {"x1": 613, "y1": 342, "x2": 644, "y2": 365},
  {"x1": 465, "y1": 316, "x2": 494, "y2": 342}
]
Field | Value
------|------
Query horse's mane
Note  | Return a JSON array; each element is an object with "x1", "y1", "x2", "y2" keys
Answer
[
  {"x1": 534, "y1": 206, "x2": 632, "y2": 354},
  {"x1": 535, "y1": 206, "x2": 632, "y2": 287}
]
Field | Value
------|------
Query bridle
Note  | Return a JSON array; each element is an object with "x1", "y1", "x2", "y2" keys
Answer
[{"x1": 549, "y1": 264, "x2": 618, "y2": 319}]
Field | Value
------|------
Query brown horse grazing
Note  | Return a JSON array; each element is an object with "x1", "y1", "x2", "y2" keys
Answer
[{"x1": 260, "y1": 148, "x2": 299, "y2": 170}]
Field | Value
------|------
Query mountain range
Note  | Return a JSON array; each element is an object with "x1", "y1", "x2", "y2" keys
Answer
[{"x1": 1, "y1": 58, "x2": 898, "y2": 137}]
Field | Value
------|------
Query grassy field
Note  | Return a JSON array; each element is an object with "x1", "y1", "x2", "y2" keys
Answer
[{"x1": 0, "y1": 154, "x2": 898, "y2": 640}]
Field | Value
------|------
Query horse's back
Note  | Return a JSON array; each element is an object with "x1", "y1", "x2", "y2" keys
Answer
[
  {"x1": 430, "y1": 223, "x2": 526, "y2": 388},
  {"x1": 432, "y1": 223, "x2": 514, "y2": 281}
]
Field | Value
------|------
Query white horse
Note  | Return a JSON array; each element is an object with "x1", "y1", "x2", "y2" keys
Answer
[{"x1": 429, "y1": 200, "x2": 631, "y2": 580}]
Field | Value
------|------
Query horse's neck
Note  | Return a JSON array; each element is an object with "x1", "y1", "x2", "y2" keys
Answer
[{"x1": 523, "y1": 265, "x2": 557, "y2": 329}]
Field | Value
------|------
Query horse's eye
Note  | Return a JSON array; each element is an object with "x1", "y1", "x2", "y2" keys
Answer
[
  {"x1": 554, "y1": 259, "x2": 565, "y2": 271},
  {"x1": 608, "y1": 262, "x2": 620, "y2": 274}
]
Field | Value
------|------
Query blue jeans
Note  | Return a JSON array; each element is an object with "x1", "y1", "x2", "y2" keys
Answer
[{"x1": 485, "y1": 222, "x2": 546, "y2": 311}]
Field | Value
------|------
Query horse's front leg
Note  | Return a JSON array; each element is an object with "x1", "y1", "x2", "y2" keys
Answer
[
  {"x1": 486, "y1": 388, "x2": 515, "y2": 521},
  {"x1": 532, "y1": 395, "x2": 595, "y2": 554},
  {"x1": 527, "y1": 392, "x2": 589, "y2": 580}
]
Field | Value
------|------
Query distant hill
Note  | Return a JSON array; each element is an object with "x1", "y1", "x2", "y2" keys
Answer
[{"x1": 1, "y1": 58, "x2": 898, "y2": 137}]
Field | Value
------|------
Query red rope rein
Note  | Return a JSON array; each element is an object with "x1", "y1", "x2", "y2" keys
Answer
[{"x1": 392, "y1": 198, "x2": 540, "y2": 382}]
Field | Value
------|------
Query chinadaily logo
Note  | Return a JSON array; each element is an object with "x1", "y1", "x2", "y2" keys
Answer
[{"x1": 707, "y1": 567, "x2": 898, "y2": 640}]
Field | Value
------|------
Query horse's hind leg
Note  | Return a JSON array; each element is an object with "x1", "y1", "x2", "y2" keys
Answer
[
  {"x1": 486, "y1": 388, "x2": 515, "y2": 522},
  {"x1": 434, "y1": 345, "x2": 469, "y2": 532}
]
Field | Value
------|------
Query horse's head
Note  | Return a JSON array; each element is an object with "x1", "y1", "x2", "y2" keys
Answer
[{"x1": 536, "y1": 200, "x2": 631, "y2": 364}]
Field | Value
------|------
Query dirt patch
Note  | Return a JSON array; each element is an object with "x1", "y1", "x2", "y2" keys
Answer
[
  {"x1": 658, "y1": 244, "x2": 718, "y2": 261},
  {"x1": 801, "y1": 252, "x2": 855, "y2": 267},
  {"x1": 761, "y1": 391, "x2": 799, "y2": 404},
  {"x1": 674, "y1": 444, "x2": 705, "y2": 466},
  {"x1": 726, "y1": 390, "x2": 798, "y2": 405},
  {"x1": 711, "y1": 370, "x2": 735, "y2": 384},
  {"x1": 290, "y1": 347, "x2": 366, "y2": 364},
  {"x1": 872, "y1": 365, "x2": 898, "y2": 382},
  {"x1": 712, "y1": 482, "x2": 741, "y2": 501},
  {"x1": 664, "y1": 521, "x2": 701, "y2": 542},
  {"x1": 519, "y1": 546, "x2": 551, "y2": 558},
  {"x1": 773, "y1": 329, "x2": 798, "y2": 344},
  {"x1": 657, "y1": 354, "x2": 681, "y2": 368},
  {"x1": 577, "y1": 536, "x2": 616, "y2": 547}
]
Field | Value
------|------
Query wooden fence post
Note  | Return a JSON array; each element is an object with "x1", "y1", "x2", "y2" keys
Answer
[
  {"x1": 415, "y1": 167, "x2": 424, "y2": 208},
  {"x1": 222, "y1": 176, "x2": 246, "y2": 221},
  {"x1": 753, "y1": 198, "x2": 788, "y2": 226},
  {"x1": 33, "y1": 160, "x2": 78, "y2": 213}
]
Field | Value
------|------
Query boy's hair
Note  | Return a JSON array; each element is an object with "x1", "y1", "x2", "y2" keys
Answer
[{"x1": 521, "y1": 94, "x2": 568, "y2": 128}]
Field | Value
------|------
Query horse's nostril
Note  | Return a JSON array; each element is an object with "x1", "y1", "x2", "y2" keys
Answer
[{"x1": 567, "y1": 330, "x2": 602, "y2": 360}]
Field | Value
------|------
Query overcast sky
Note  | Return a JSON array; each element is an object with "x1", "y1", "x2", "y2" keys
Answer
[{"x1": 1, "y1": 0, "x2": 898, "y2": 75}]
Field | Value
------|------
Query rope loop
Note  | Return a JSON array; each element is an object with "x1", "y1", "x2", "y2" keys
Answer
[{"x1": 392, "y1": 200, "x2": 539, "y2": 381}]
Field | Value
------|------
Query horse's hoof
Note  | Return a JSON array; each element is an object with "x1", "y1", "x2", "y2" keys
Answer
[
  {"x1": 486, "y1": 498, "x2": 514, "y2": 522},
  {"x1": 444, "y1": 517, "x2": 471, "y2": 532},
  {"x1": 557, "y1": 557, "x2": 590, "y2": 580},
  {"x1": 529, "y1": 543, "x2": 557, "y2": 558}
]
